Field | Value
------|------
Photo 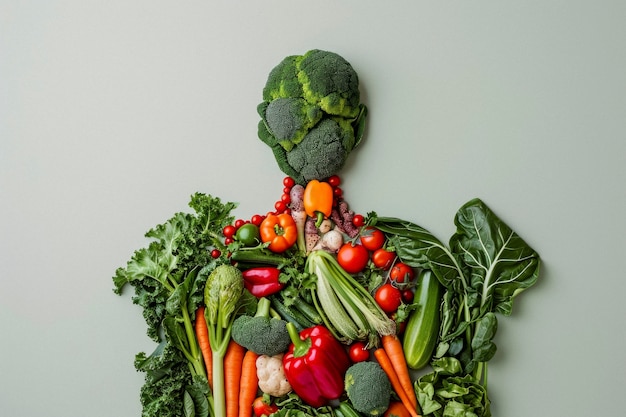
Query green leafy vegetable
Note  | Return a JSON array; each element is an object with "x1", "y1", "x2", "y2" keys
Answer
[
  {"x1": 372, "y1": 198, "x2": 541, "y2": 416},
  {"x1": 113, "y1": 193, "x2": 238, "y2": 417}
]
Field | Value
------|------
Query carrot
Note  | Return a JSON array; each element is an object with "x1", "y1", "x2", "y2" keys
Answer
[
  {"x1": 195, "y1": 306, "x2": 213, "y2": 388},
  {"x1": 381, "y1": 334, "x2": 419, "y2": 410},
  {"x1": 224, "y1": 340, "x2": 246, "y2": 417},
  {"x1": 374, "y1": 348, "x2": 419, "y2": 417},
  {"x1": 238, "y1": 350, "x2": 260, "y2": 417},
  {"x1": 384, "y1": 401, "x2": 412, "y2": 417}
]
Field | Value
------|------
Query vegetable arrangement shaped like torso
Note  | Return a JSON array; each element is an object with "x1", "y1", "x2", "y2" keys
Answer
[{"x1": 113, "y1": 49, "x2": 541, "y2": 417}]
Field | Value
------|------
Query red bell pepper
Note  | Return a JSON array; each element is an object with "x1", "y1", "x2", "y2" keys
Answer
[
  {"x1": 242, "y1": 267, "x2": 285, "y2": 297},
  {"x1": 282, "y1": 322, "x2": 350, "y2": 407}
]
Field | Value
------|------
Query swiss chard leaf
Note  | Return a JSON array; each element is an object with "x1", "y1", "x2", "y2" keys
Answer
[{"x1": 450, "y1": 198, "x2": 540, "y2": 316}]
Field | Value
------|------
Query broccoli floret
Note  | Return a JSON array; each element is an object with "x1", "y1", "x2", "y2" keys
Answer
[
  {"x1": 231, "y1": 297, "x2": 290, "y2": 356},
  {"x1": 344, "y1": 361, "x2": 391, "y2": 416},
  {"x1": 258, "y1": 49, "x2": 368, "y2": 184},
  {"x1": 286, "y1": 118, "x2": 353, "y2": 183}
]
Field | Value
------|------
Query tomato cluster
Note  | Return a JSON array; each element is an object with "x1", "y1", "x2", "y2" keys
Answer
[{"x1": 333, "y1": 220, "x2": 418, "y2": 330}]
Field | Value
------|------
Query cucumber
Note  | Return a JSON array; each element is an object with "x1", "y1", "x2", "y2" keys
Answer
[{"x1": 402, "y1": 269, "x2": 442, "y2": 370}]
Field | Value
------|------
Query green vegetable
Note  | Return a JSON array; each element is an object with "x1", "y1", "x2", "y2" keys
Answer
[
  {"x1": 113, "y1": 193, "x2": 237, "y2": 417},
  {"x1": 204, "y1": 264, "x2": 245, "y2": 417},
  {"x1": 257, "y1": 49, "x2": 368, "y2": 184},
  {"x1": 402, "y1": 270, "x2": 442, "y2": 370},
  {"x1": 305, "y1": 250, "x2": 395, "y2": 346},
  {"x1": 344, "y1": 361, "x2": 391, "y2": 416},
  {"x1": 371, "y1": 198, "x2": 541, "y2": 416},
  {"x1": 231, "y1": 297, "x2": 290, "y2": 356}
]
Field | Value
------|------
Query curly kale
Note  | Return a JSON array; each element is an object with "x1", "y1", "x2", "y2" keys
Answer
[{"x1": 258, "y1": 49, "x2": 367, "y2": 184}]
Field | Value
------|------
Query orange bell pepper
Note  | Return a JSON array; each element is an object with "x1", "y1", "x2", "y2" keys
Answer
[
  {"x1": 303, "y1": 180, "x2": 333, "y2": 227},
  {"x1": 260, "y1": 213, "x2": 298, "y2": 253}
]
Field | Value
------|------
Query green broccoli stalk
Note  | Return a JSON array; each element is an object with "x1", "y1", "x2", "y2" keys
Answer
[
  {"x1": 231, "y1": 297, "x2": 291, "y2": 356},
  {"x1": 258, "y1": 49, "x2": 368, "y2": 184},
  {"x1": 344, "y1": 361, "x2": 392, "y2": 416}
]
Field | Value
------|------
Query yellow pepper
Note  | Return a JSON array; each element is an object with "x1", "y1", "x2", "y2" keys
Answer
[{"x1": 303, "y1": 180, "x2": 334, "y2": 227}]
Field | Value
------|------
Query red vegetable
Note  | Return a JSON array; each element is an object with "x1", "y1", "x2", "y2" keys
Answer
[
  {"x1": 372, "y1": 248, "x2": 396, "y2": 270},
  {"x1": 337, "y1": 243, "x2": 369, "y2": 274},
  {"x1": 282, "y1": 323, "x2": 350, "y2": 407},
  {"x1": 348, "y1": 341, "x2": 370, "y2": 363},
  {"x1": 241, "y1": 267, "x2": 285, "y2": 297},
  {"x1": 360, "y1": 226, "x2": 385, "y2": 251},
  {"x1": 375, "y1": 283, "x2": 402, "y2": 313}
]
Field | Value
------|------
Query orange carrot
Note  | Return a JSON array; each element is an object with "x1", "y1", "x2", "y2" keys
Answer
[
  {"x1": 381, "y1": 334, "x2": 419, "y2": 410},
  {"x1": 195, "y1": 306, "x2": 213, "y2": 388},
  {"x1": 225, "y1": 340, "x2": 246, "y2": 417},
  {"x1": 384, "y1": 401, "x2": 412, "y2": 417},
  {"x1": 238, "y1": 350, "x2": 260, "y2": 417},
  {"x1": 374, "y1": 348, "x2": 419, "y2": 417}
]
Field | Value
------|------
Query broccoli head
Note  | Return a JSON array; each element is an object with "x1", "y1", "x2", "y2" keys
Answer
[
  {"x1": 258, "y1": 49, "x2": 367, "y2": 184},
  {"x1": 344, "y1": 361, "x2": 391, "y2": 416},
  {"x1": 231, "y1": 297, "x2": 290, "y2": 356}
]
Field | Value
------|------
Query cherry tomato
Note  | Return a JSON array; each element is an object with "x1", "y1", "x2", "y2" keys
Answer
[
  {"x1": 352, "y1": 214, "x2": 365, "y2": 228},
  {"x1": 234, "y1": 219, "x2": 245, "y2": 229},
  {"x1": 327, "y1": 175, "x2": 341, "y2": 187},
  {"x1": 390, "y1": 262, "x2": 415, "y2": 284},
  {"x1": 283, "y1": 176, "x2": 295, "y2": 189},
  {"x1": 401, "y1": 289, "x2": 414, "y2": 303},
  {"x1": 250, "y1": 214, "x2": 264, "y2": 226},
  {"x1": 348, "y1": 341, "x2": 370, "y2": 362},
  {"x1": 360, "y1": 227, "x2": 385, "y2": 251},
  {"x1": 210, "y1": 249, "x2": 221, "y2": 259},
  {"x1": 253, "y1": 396, "x2": 279, "y2": 417},
  {"x1": 375, "y1": 283, "x2": 402, "y2": 313},
  {"x1": 235, "y1": 223, "x2": 260, "y2": 246},
  {"x1": 222, "y1": 225, "x2": 236, "y2": 238},
  {"x1": 224, "y1": 237, "x2": 234, "y2": 245},
  {"x1": 371, "y1": 248, "x2": 396, "y2": 270},
  {"x1": 281, "y1": 193, "x2": 291, "y2": 204},
  {"x1": 274, "y1": 200, "x2": 287, "y2": 213},
  {"x1": 333, "y1": 187, "x2": 343, "y2": 198},
  {"x1": 337, "y1": 243, "x2": 369, "y2": 274}
]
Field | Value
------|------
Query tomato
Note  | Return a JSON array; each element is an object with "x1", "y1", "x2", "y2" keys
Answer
[
  {"x1": 250, "y1": 214, "x2": 264, "y2": 226},
  {"x1": 283, "y1": 176, "x2": 295, "y2": 189},
  {"x1": 253, "y1": 396, "x2": 279, "y2": 417},
  {"x1": 348, "y1": 341, "x2": 370, "y2": 362},
  {"x1": 360, "y1": 227, "x2": 385, "y2": 251},
  {"x1": 210, "y1": 249, "x2": 221, "y2": 259},
  {"x1": 390, "y1": 262, "x2": 415, "y2": 284},
  {"x1": 371, "y1": 248, "x2": 396, "y2": 270},
  {"x1": 333, "y1": 187, "x2": 343, "y2": 198},
  {"x1": 235, "y1": 223, "x2": 260, "y2": 246},
  {"x1": 223, "y1": 225, "x2": 236, "y2": 238},
  {"x1": 401, "y1": 289, "x2": 414, "y2": 303},
  {"x1": 375, "y1": 283, "x2": 402, "y2": 313},
  {"x1": 352, "y1": 214, "x2": 365, "y2": 228},
  {"x1": 327, "y1": 175, "x2": 341, "y2": 187},
  {"x1": 337, "y1": 243, "x2": 369, "y2": 274},
  {"x1": 274, "y1": 200, "x2": 287, "y2": 213}
]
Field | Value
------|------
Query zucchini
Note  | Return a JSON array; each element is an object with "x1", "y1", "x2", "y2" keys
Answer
[{"x1": 402, "y1": 269, "x2": 442, "y2": 370}]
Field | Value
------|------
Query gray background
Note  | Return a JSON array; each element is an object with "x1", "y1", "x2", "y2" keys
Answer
[{"x1": 2, "y1": 1, "x2": 625, "y2": 416}]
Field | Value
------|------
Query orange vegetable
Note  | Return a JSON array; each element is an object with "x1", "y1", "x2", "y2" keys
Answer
[
  {"x1": 225, "y1": 340, "x2": 246, "y2": 417},
  {"x1": 259, "y1": 213, "x2": 297, "y2": 253},
  {"x1": 195, "y1": 306, "x2": 213, "y2": 388},
  {"x1": 381, "y1": 335, "x2": 418, "y2": 410},
  {"x1": 384, "y1": 401, "x2": 412, "y2": 417},
  {"x1": 303, "y1": 179, "x2": 333, "y2": 226},
  {"x1": 238, "y1": 350, "x2": 260, "y2": 417},
  {"x1": 374, "y1": 347, "x2": 419, "y2": 417}
]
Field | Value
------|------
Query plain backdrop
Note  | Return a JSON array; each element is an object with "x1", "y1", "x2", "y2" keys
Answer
[{"x1": 2, "y1": 1, "x2": 625, "y2": 416}]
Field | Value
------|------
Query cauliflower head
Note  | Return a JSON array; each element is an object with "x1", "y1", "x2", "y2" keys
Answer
[
  {"x1": 256, "y1": 354, "x2": 292, "y2": 397},
  {"x1": 258, "y1": 49, "x2": 367, "y2": 184}
]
